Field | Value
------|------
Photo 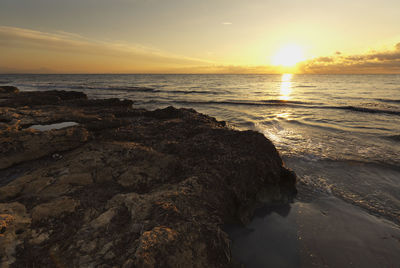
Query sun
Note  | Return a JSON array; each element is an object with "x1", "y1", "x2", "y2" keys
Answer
[{"x1": 271, "y1": 44, "x2": 305, "y2": 67}]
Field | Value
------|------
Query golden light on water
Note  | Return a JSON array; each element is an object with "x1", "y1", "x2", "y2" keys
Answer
[
  {"x1": 279, "y1": 73, "x2": 292, "y2": 101},
  {"x1": 276, "y1": 112, "x2": 291, "y2": 119}
]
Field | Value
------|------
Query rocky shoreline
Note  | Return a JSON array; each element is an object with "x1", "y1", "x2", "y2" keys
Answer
[{"x1": 0, "y1": 86, "x2": 296, "y2": 267}]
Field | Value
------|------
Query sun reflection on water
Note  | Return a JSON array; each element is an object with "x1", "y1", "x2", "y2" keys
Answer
[
  {"x1": 279, "y1": 73, "x2": 292, "y2": 101},
  {"x1": 276, "y1": 112, "x2": 291, "y2": 119}
]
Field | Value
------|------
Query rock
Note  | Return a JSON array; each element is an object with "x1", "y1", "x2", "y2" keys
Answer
[
  {"x1": 89, "y1": 208, "x2": 117, "y2": 229},
  {"x1": 0, "y1": 86, "x2": 19, "y2": 94},
  {"x1": 0, "y1": 202, "x2": 31, "y2": 268},
  {"x1": 0, "y1": 126, "x2": 90, "y2": 169},
  {"x1": 52, "y1": 153, "x2": 63, "y2": 160},
  {"x1": 0, "y1": 87, "x2": 296, "y2": 267},
  {"x1": 0, "y1": 90, "x2": 87, "y2": 107},
  {"x1": 58, "y1": 173, "x2": 93, "y2": 186},
  {"x1": 30, "y1": 230, "x2": 50, "y2": 244},
  {"x1": 31, "y1": 197, "x2": 80, "y2": 222}
]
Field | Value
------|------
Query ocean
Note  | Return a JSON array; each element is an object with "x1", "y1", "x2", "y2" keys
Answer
[{"x1": 2, "y1": 73, "x2": 400, "y2": 266}]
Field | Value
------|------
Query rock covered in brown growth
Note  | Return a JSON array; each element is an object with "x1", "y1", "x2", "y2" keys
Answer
[
  {"x1": 0, "y1": 86, "x2": 19, "y2": 94},
  {"x1": 0, "y1": 89, "x2": 87, "y2": 107},
  {"x1": 0, "y1": 87, "x2": 296, "y2": 267}
]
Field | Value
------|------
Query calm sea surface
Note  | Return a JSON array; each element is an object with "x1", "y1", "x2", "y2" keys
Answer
[{"x1": 1, "y1": 74, "x2": 400, "y2": 224}]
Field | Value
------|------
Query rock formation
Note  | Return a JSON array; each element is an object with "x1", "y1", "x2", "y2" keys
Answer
[{"x1": 0, "y1": 86, "x2": 296, "y2": 267}]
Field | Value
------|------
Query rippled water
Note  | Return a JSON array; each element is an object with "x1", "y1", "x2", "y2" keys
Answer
[{"x1": 1, "y1": 73, "x2": 400, "y2": 224}]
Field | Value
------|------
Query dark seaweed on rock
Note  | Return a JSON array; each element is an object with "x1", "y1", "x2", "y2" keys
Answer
[
  {"x1": 0, "y1": 86, "x2": 296, "y2": 267},
  {"x1": 0, "y1": 89, "x2": 88, "y2": 107},
  {"x1": 0, "y1": 86, "x2": 19, "y2": 94}
]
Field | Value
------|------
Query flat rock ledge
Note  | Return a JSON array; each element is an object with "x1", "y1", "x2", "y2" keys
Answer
[{"x1": 0, "y1": 87, "x2": 296, "y2": 268}]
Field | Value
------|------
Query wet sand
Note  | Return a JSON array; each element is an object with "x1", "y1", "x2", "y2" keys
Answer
[{"x1": 226, "y1": 196, "x2": 400, "y2": 267}]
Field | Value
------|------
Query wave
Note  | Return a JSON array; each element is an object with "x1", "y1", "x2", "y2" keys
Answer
[
  {"x1": 171, "y1": 100, "x2": 400, "y2": 115},
  {"x1": 110, "y1": 86, "x2": 157, "y2": 92},
  {"x1": 261, "y1": 99, "x2": 309, "y2": 104},
  {"x1": 70, "y1": 86, "x2": 94, "y2": 89},
  {"x1": 69, "y1": 86, "x2": 226, "y2": 95},
  {"x1": 295, "y1": 85, "x2": 317, "y2": 88},
  {"x1": 331, "y1": 106, "x2": 400, "y2": 116},
  {"x1": 172, "y1": 100, "x2": 305, "y2": 107},
  {"x1": 282, "y1": 119, "x2": 351, "y2": 133},
  {"x1": 166, "y1": 90, "x2": 221, "y2": 95},
  {"x1": 0, "y1": 80, "x2": 11, "y2": 84},
  {"x1": 70, "y1": 85, "x2": 159, "y2": 92},
  {"x1": 376, "y1": 98, "x2": 400, "y2": 104}
]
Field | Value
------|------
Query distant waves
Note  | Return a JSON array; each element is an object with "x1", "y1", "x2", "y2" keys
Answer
[
  {"x1": 144, "y1": 99, "x2": 400, "y2": 116},
  {"x1": 376, "y1": 98, "x2": 400, "y2": 104},
  {"x1": 70, "y1": 85, "x2": 158, "y2": 92}
]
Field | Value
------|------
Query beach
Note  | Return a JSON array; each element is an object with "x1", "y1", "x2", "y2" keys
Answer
[{"x1": 227, "y1": 190, "x2": 400, "y2": 267}]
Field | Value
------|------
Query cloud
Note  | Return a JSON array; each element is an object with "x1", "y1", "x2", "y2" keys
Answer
[
  {"x1": 222, "y1": 22, "x2": 232, "y2": 25},
  {"x1": 313, "y1": 57, "x2": 334, "y2": 63},
  {"x1": 0, "y1": 26, "x2": 211, "y2": 73},
  {"x1": 299, "y1": 43, "x2": 400, "y2": 74}
]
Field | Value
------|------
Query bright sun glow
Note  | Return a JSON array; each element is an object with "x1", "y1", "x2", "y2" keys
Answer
[{"x1": 272, "y1": 44, "x2": 305, "y2": 67}]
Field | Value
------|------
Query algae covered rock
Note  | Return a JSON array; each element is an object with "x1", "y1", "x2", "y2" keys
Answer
[{"x1": 0, "y1": 86, "x2": 19, "y2": 94}]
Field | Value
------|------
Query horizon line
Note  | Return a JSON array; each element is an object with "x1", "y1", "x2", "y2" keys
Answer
[{"x1": 1, "y1": 72, "x2": 400, "y2": 75}]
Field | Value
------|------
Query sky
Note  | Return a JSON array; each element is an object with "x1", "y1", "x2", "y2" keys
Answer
[{"x1": 1, "y1": 0, "x2": 400, "y2": 74}]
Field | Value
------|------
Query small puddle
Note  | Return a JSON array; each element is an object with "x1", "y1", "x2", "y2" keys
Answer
[{"x1": 28, "y1": 122, "x2": 79, "y2": 131}]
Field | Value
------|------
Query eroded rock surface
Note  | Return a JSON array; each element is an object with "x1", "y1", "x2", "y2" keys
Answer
[{"x1": 0, "y1": 86, "x2": 296, "y2": 267}]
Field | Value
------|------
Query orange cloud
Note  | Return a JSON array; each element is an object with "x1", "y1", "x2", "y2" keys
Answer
[{"x1": 298, "y1": 43, "x2": 400, "y2": 74}]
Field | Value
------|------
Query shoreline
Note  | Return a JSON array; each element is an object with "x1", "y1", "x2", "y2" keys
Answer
[{"x1": 0, "y1": 86, "x2": 296, "y2": 267}]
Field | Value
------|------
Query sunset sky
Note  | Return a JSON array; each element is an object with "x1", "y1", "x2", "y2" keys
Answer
[{"x1": 1, "y1": 0, "x2": 400, "y2": 74}]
